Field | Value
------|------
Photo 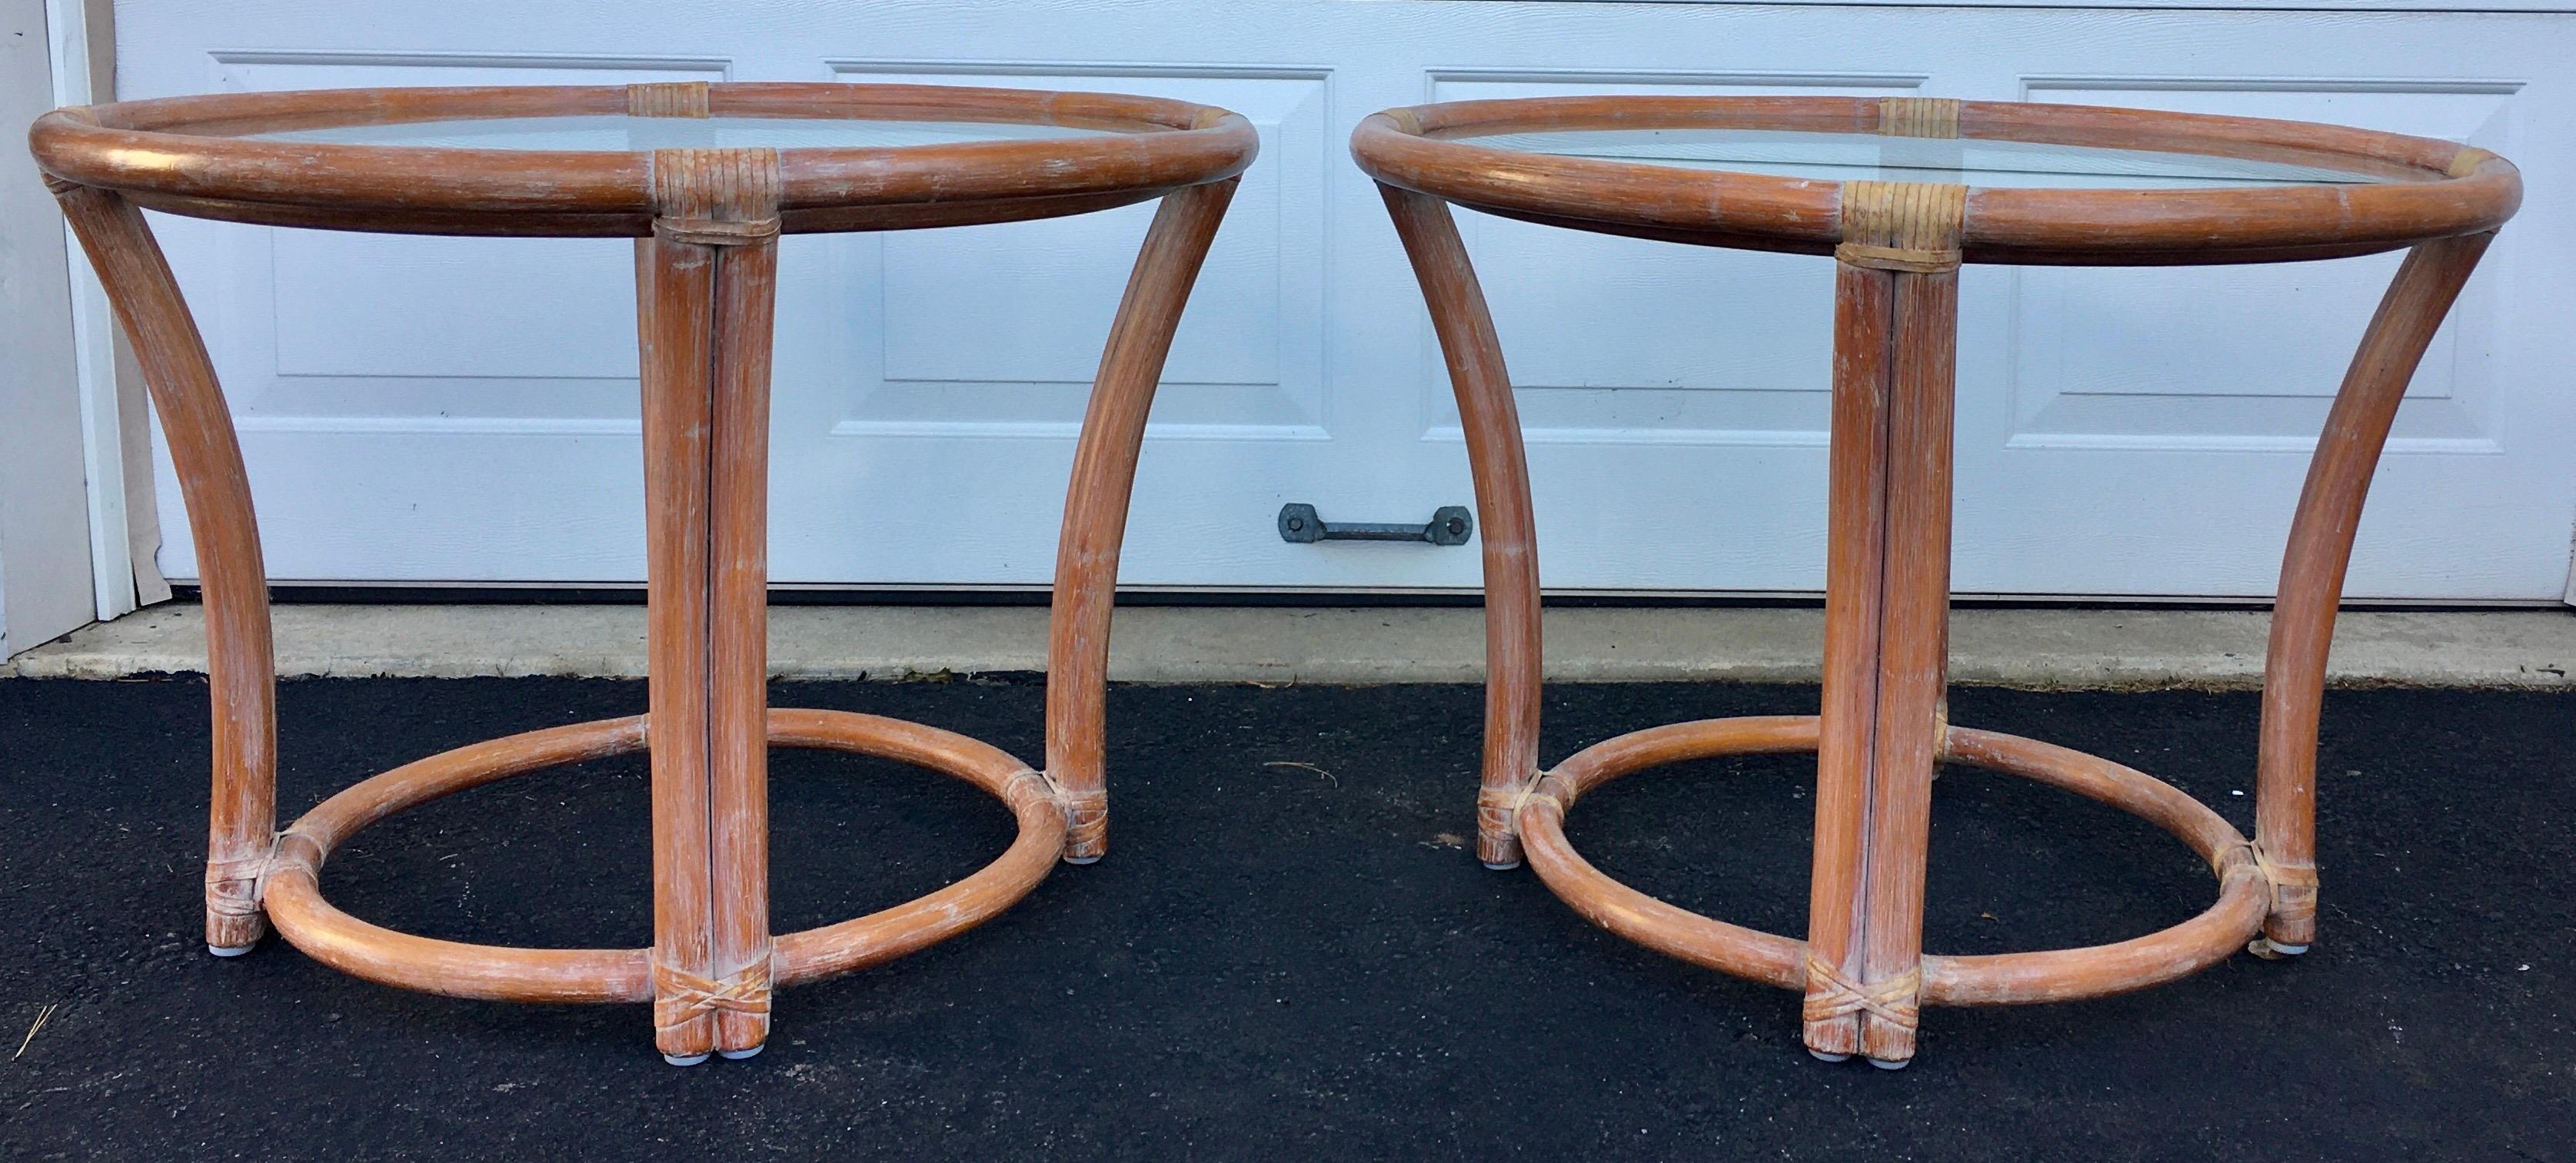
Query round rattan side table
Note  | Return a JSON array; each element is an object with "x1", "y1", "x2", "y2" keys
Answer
[
  {"x1": 1353, "y1": 95, "x2": 2519, "y2": 1068},
  {"x1": 32, "y1": 81, "x2": 1255, "y2": 1064}
]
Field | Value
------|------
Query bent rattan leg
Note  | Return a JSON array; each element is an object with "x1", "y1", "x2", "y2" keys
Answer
[
  {"x1": 637, "y1": 148, "x2": 782, "y2": 1063},
  {"x1": 1043, "y1": 177, "x2": 1239, "y2": 863},
  {"x1": 2254, "y1": 231, "x2": 2494, "y2": 955},
  {"x1": 1379, "y1": 184, "x2": 1544, "y2": 870},
  {"x1": 53, "y1": 184, "x2": 279, "y2": 956}
]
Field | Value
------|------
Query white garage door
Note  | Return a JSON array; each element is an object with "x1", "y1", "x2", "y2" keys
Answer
[{"x1": 115, "y1": 0, "x2": 2576, "y2": 599}]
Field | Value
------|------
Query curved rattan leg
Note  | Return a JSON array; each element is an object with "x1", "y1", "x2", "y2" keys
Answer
[
  {"x1": 1043, "y1": 178, "x2": 1239, "y2": 865},
  {"x1": 53, "y1": 183, "x2": 278, "y2": 956},
  {"x1": 637, "y1": 148, "x2": 783, "y2": 1063},
  {"x1": 2254, "y1": 231, "x2": 2494, "y2": 955},
  {"x1": 1378, "y1": 184, "x2": 1543, "y2": 870}
]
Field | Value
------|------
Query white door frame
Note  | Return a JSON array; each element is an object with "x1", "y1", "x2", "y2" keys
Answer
[
  {"x1": 45, "y1": 0, "x2": 157, "y2": 624},
  {"x1": 1, "y1": 0, "x2": 101, "y2": 657}
]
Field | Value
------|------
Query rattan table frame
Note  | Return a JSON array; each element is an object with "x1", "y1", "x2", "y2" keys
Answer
[
  {"x1": 32, "y1": 81, "x2": 1255, "y2": 1064},
  {"x1": 1352, "y1": 95, "x2": 2520, "y2": 1068}
]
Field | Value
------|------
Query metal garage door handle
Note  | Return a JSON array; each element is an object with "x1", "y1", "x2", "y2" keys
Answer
[{"x1": 1276, "y1": 503, "x2": 1473, "y2": 547}]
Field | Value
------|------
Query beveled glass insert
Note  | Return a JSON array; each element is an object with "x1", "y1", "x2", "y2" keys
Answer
[
  {"x1": 1456, "y1": 128, "x2": 2419, "y2": 189},
  {"x1": 251, "y1": 115, "x2": 1125, "y2": 151}
]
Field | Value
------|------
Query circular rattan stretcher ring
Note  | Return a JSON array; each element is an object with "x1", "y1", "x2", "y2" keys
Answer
[
  {"x1": 1513, "y1": 716, "x2": 2268, "y2": 1024},
  {"x1": 261, "y1": 710, "x2": 1066, "y2": 1018}
]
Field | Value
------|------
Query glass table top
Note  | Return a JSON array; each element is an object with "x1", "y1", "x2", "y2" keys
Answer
[
  {"x1": 1455, "y1": 128, "x2": 2417, "y2": 189},
  {"x1": 251, "y1": 115, "x2": 1124, "y2": 151}
]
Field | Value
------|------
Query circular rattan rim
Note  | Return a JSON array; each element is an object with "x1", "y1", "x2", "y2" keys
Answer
[
  {"x1": 32, "y1": 82, "x2": 1257, "y2": 235},
  {"x1": 1350, "y1": 95, "x2": 2520, "y2": 264},
  {"x1": 1514, "y1": 715, "x2": 2268, "y2": 1008},
  {"x1": 260, "y1": 708, "x2": 1065, "y2": 1003}
]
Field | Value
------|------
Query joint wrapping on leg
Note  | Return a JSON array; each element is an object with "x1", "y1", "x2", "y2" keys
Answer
[
  {"x1": 1835, "y1": 181, "x2": 1966, "y2": 274},
  {"x1": 1474, "y1": 782, "x2": 1528, "y2": 835},
  {"x1": 1057, "y1": 786, "x2": 1108, "y2": 857},
  {"x1": 2247, "y1": 842, "x2": 2320, "y2": 936},
  {"x1": 1803, "y1": 957, "x2": 1922, "y2": 1032},
  {"x1": 205, "y1": 857, "x2": 269, "y2": 919},
  {"x1": 205, "y1": 839, "x2": 282, "y2": 947},
  {"x1": 648, "y1": 148, "x2": 782, "y2": 248},
  {"x1": 1475, "y1": 772, "x2": 1549, "y2": 868},
  {"x1": 654, "y1": 959, "x2": 772, "y2": 1034}
]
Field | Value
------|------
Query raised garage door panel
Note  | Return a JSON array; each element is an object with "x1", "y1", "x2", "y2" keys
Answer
[
  {"x1": 1963, "y1": 79, "x2": 2529, "y2": 596},
  {"x1": 116, "y1": 1, "x2": 2576, "y2": 598}
]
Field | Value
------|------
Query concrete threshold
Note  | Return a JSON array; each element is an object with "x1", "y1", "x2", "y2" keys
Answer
[{"x1": 5, "y1": 603, "x2": 2573, "y2": 689}]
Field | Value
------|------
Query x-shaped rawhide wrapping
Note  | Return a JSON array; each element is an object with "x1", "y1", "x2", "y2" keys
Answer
[
  {"x1": 653, "y1": 960, "x2": 772, "y2": 1033},
  {"x1": 1802, "y1": 957, "x2": 1922, "y2": 1031},
  {"x1": 1476, "y1": 779, "x2": 1531, "y2": 834},
  {"x1": 2236, "y1": 840, "x2": 2321, "y2": 930},
  {"x1": 1058, "y1": 787, "x2": 1109, "y2": 855},
  {"x1": 205, "y1": 853, "x2": 269, "y2": 919}
]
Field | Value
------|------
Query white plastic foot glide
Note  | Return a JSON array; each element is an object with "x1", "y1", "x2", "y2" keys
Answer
[
  {"x1": 1481, "y1": 859, "x2": 1523, "y2": 872},
  {"x1": 1867, "y1": 1056, "x2": 1912, "y2": 1072},
  {"x1": 207, "y1": 944, "x2": 255, "y2": 958},
  {"x1": 1807, "y1": 1049, "x2": 1851, "y2": 1063},
  {"x1": 1062, "y1": 854, "x2": 1102, "y2": 866},
  {"x1": 663, "y1": 1052, "x2": 711, "y2": 1067},
  {"x1": 717, "y1": 1045, "x2": 764, "y2": 1060},
  {"x1": 2247, "y1": 937, "x2": 2310, "y2": 960}
]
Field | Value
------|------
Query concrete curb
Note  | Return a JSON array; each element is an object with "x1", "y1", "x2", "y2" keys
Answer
[{"x1": 5, "y1": 603, "x2": 2573, "y2": 689}]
